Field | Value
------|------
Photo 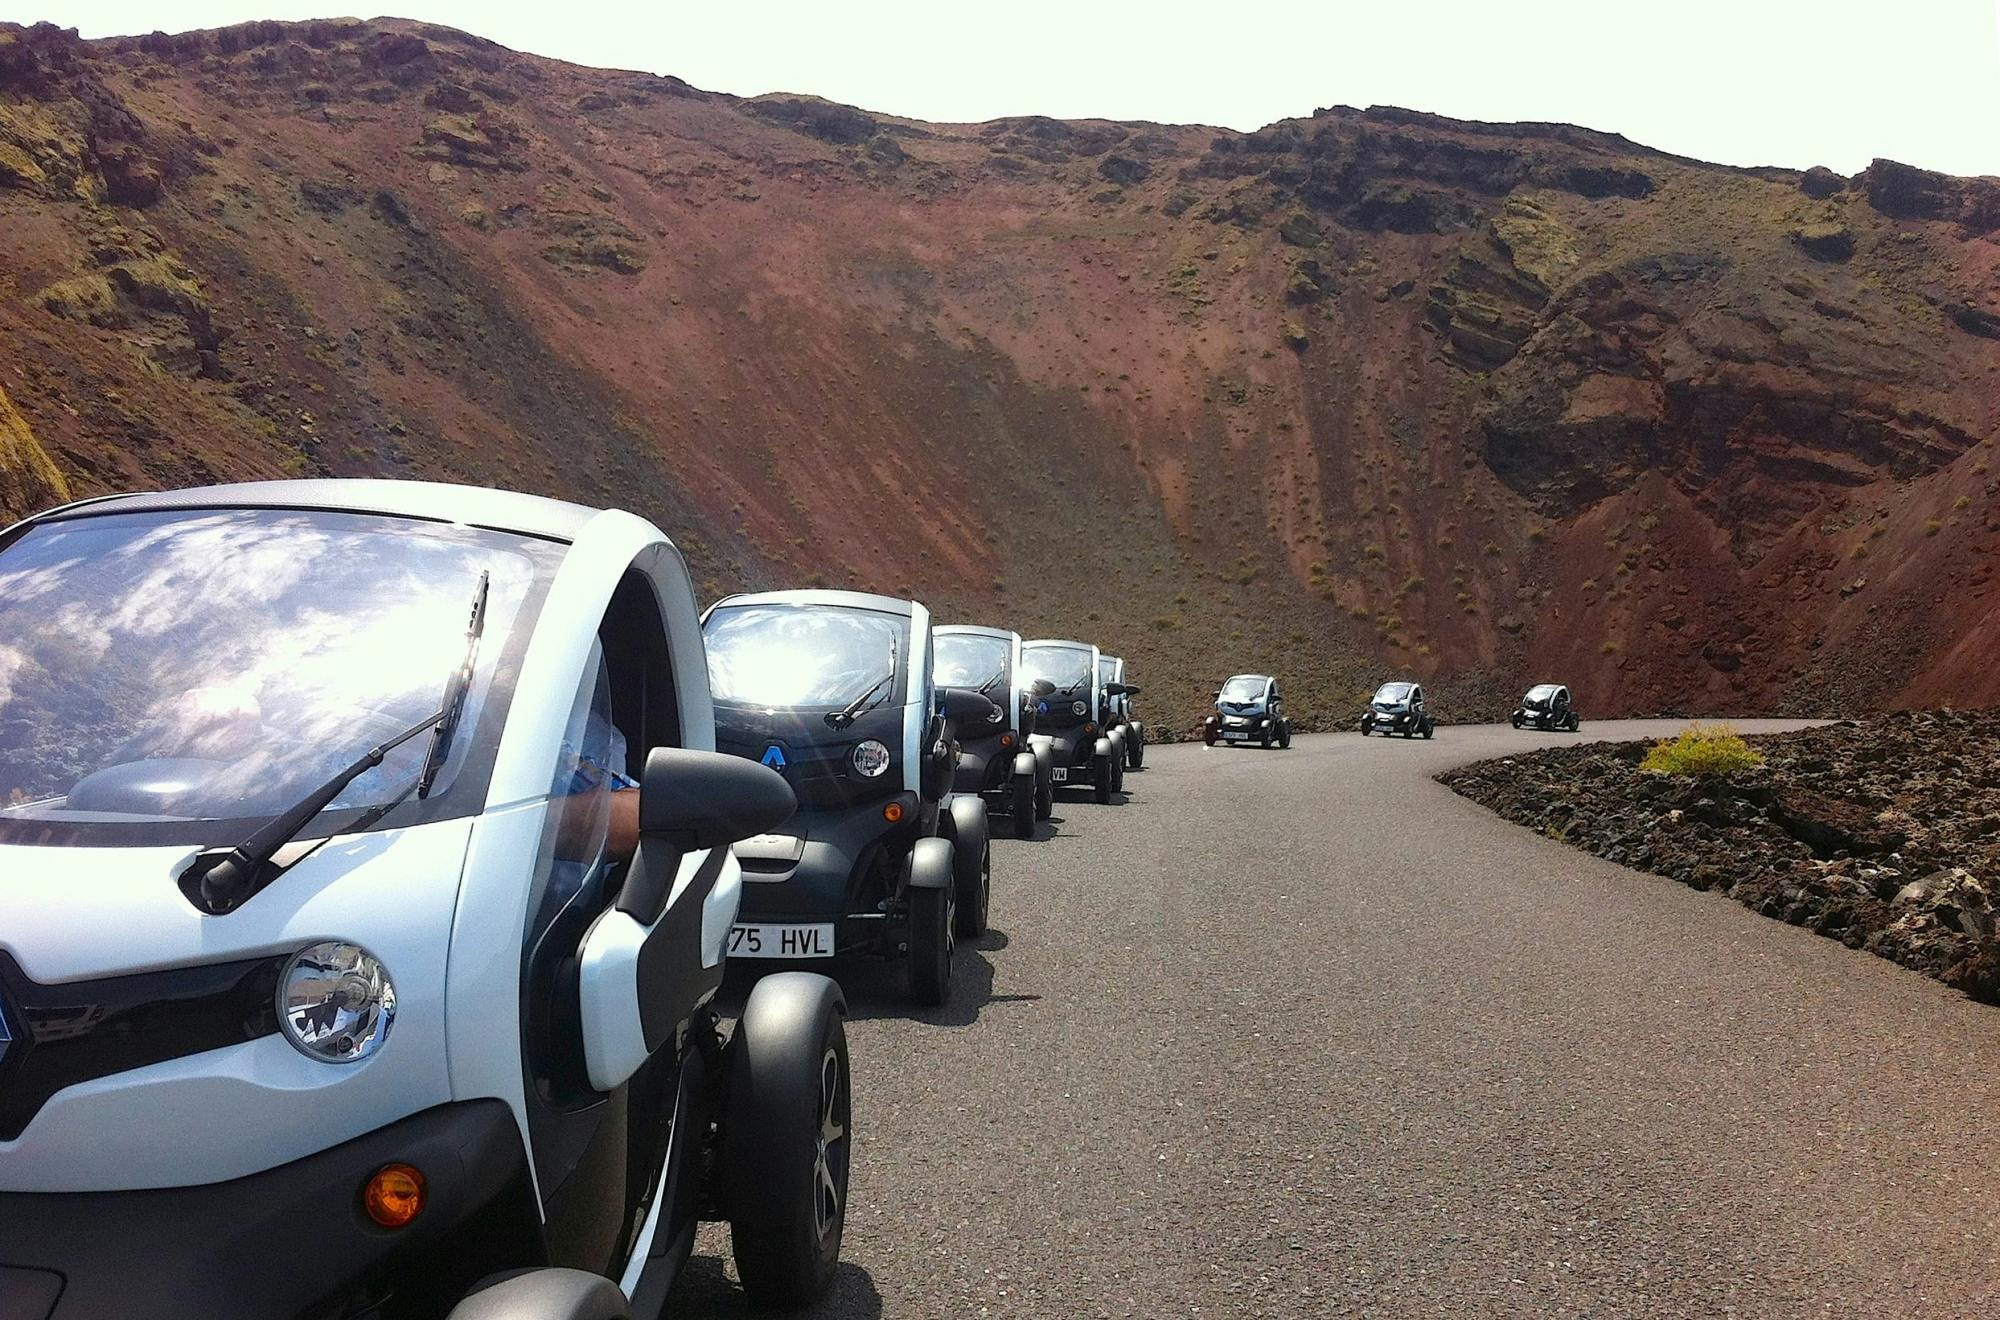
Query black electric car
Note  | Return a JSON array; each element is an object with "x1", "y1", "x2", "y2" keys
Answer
[
  {"x1": 703, "y1": 591, "x2": 997, "y2": 1006},
  {"x1": 1202, "y1": 673, "x2": 1291, "y2": 748},
  {"x1": 933, "y1": 624, "x2": 1055, "y2": 840},
  {"x1": 1513, "y1": 683, "x2": 1580, "y2": 731},
  {"x1": 1098, "y1": 654, "x2": 1145, "y2": 770},
  {"x1": 1020, "y1": 638, "x2": 1126, "y2": 804},
  {"x1": 1361, "y1": 681, "x2": 1433, "y2": 738}
]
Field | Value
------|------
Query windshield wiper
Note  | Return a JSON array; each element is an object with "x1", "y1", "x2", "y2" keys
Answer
[
  {"x1": 826, "y1": 640, "x2": 898, "y2": 729},
  {"x1": 182, "y1": 572, "x2": 491, "y2": 915},
  {"x1": 974, "y1": 664, "x2": 1007, "y2": 696},
  {"x1": 419, "y1": 570, "x2": 489, "y2": 798}
]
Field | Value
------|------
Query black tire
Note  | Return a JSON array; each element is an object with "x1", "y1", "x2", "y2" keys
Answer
[
  {"x1": 1033, "y1": 745, "x2": 1055, "y2": 820},
  {"x1": 1422, "y1": 721, "x2": 1434, "y2": 739},
  {"x1": 1511, "y1": 713, "x2": 1523, "y2": 729},
  {"x1": 1127, "y1": 724, "x2": 1145, "y2": 770},
  {"x1": 722, "y1": 973, "x2": 851, "y2": 1310},
  {"x1": 1568, "y1": 713, "x2": 1581, "y2": 732},
  {"x1": 946, "y1": 800, "x2": 989, "y2": 938},
  {"x1": 905, "y1": 838, "x2": 955, "y2": 1007},
  {"x1": 1011, "y1": 773, "x2": 1035, "y2": 839},
  {"x1": 1110, "y1": 747, "x2": 1125, "y2": 794},
  {"x1": 1258, "y1": 725, "x2": 1272, "y2": 749},
  {"x1": 1278, "y1": 721, "x2": 1292, "y2": 749},
  {"x1": 1093, "y1": 753, "x2": 1114, "y2": 804},
  {"x1": 954, "y1": 837, "x2": 990, "y2": 938}
]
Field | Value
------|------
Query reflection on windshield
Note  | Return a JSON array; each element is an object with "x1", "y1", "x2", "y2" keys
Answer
[
  {"x1": 0, "y1": 509, "x2": 551, "y2": 833},
  {"x1": 1020, "y1": 646, "x2": 1091, "y2": 692},
  {"x1": 1374, "y1": 683, "x2": 1415, "y2": 703},
  {"x1": 934, "y1": 634, "x2": 1009, "y2": 691},
  {"x1": 1221, "y1": 677, "x2": 1265, "y2": 702},
  {"x1": 706, "y1": 604, "x2": 908, "y2": 709}
]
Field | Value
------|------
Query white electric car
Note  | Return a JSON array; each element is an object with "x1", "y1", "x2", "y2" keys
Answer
[{"x1": 0, "y1": 481, "x2": 851, "y2": 1319}]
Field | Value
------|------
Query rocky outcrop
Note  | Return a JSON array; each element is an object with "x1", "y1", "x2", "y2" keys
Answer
[
  {"x1": 1439, "y1": 712, "x2": 2000, "y2": 1003},
  {"x1": 1858, "y1": 158, "x2": 2000, "y2": 236},
  {"x1": 0, "y1": 384, "x2": 70, "y2": 520}
]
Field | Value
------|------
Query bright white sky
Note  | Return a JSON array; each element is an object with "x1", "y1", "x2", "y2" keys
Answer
[{"x1": 22, "y1": 0, "x2": 2000, "y2": 176}]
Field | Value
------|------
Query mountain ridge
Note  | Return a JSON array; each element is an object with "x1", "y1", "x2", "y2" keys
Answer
[{"x1": 1, "y1": 17, "x2": 1994, "y2": 732}]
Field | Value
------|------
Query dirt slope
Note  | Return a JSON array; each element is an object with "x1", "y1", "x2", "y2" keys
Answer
[{"x1": 1, "y1": 18, "x2": 1996, "y2": 733}]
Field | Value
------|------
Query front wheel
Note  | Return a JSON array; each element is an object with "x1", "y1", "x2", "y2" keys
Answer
[
  {"x1": 1127, "y1": 724, "x2": 1145, "y2": 770},
  {"x1": 1010, "y1": 773, "x2": 1035, "y2": 839},
  {"x1": 1421, "y1": 721, "x2": 1434, "y2": 740},
  {"x1": 908, "y1": 884, "x2": 953, "y2": 1006},
  {"x1": 1511, "y1": 713, "x2": 1523, "y2": 729},
  {"x1": 954, "y1": 837, "x2": 990, "y2": 938},
  {"x1": 722, "y1": 973, "x2": 852, "y2": 1309},
  {"x1": 1093, "y1": 753, "x2": 1114, "y2": 804},
  {"x1": 904, "y1": 839, "x2": 956, "y2": 1006},
  {"x1": 1567, "y1": 713, "x2": 1581, "y2": 732},
  {"x1": 1278, "y1": 721, "x2": 1292, "y2": 749}
]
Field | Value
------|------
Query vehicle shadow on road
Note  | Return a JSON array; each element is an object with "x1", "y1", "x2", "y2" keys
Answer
[
  {"x1": 1051, "y1": 788, "x2": 1131, "y2": 810},
  {"x1": 838, "y1": 927, "x2": 1040, "y2": 1027},
  {"x1": 671, "y1": 1257, "x2": 882, "y2": 1318}
]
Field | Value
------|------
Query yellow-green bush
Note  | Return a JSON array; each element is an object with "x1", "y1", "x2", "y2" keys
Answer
[{"x1": 1639, "y1": 723, "x2": 1764, "y2": 777}]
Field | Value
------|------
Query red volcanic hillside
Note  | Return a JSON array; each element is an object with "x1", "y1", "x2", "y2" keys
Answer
[{"x1": 1, "y1": 18, "x2": 1996, "y2": 731}]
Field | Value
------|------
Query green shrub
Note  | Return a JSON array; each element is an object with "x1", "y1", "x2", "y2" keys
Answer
[{"x1": 1640, "y1": 723, "x2": 1765, "y2": 777}]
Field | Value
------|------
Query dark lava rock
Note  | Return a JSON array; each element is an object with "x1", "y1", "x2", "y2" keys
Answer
[
  {"x1": 1097, "y1": 154, "x2": 1149, "y2": 186},
  {"x1": 749, "y1": 96, "x2": 880, "y2": 147},
  {"x1": 1793, "y1": 222, "x2": 1855, "y2": 262},
  {"x1": 1947, "y1": 302, "x2": 2000, "y2": 340},
  {"x1": 1799, "y1": 166, "x2": 1845, "y2": 199},
  {"x1": 1437, "y1": 711, "x2": 2000, "y2": 1004}
]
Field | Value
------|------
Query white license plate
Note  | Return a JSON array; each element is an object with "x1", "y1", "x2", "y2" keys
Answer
[
  {"x1": 1222, "y1": 731, "x2": 1250, "y2": 740},
  {"x1": 1051, "y1": 767, "x2": 1069, "y2": 782},
  {"x1": 728, "y1": 923, "x2": 834, "y2": 959}
]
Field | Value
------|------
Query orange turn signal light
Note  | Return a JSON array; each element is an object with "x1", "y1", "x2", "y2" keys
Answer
[
  {"x1": 1000, "y1": 733, "x2": 1015, "y2": 748},
  {"x1": 1084, "y1": 723, "x2": 1096, "y2": 735},
  {"x1": 882, "y1": 801, "x2": 905, "y2": 823},
  {"x1": 363, "y1": 1163, "x2": 427, "y2": 1229}
]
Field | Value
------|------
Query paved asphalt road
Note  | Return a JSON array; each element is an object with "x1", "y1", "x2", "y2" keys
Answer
[{"x1": 679, "y1": 722, "x2": 2000, "y2": 1318}]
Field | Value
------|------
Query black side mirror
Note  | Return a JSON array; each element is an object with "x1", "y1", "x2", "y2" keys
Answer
[
  {"x1": 1030, "y1": 678, "x2": 1056, "y2": 698},
  {"x1": 938, "y1": 685, "x2": 1002, "y2": 728},
  {"x1": 1104, "y1": 681, "x2": 1135, "y2": 696},
  {"x1": 619, "y1": 748, "x2": 796, "y2": 922}
]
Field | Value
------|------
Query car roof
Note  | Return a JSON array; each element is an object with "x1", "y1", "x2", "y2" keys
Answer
[
  {"x1": 23, "y1": 478, "x2": 604, "y2": 543},
  {"x1": 935, "y1": 624, "x2": 1018, "y2": 642},
  {"x1": 713, "y1": 588, "x2": 918, "y2": 618},
  {"x1": 1022, "y1": 638, "x2": 1094, "y2": 651},
  {"x1": 1227, "y1": 673, "x2": 1272, "y2": 684}
]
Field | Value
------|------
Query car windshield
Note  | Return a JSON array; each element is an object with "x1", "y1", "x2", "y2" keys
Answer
[
  {"x1": 1526, "y1": 684, "x2": 1560, "y2": 702},
  {"x1": 933, "y1": 632, "x2": 1010, "y2": 693},
  {"x1": 1097, "y1": 657, "x2": 1118, "y2": 686},
  {"x1": 706, "y1": 603, "x2": 909, "y2": 709},
  {"x1": 1374, "y1": 683, "x2": 1415, "y2": 704},
  {"x1": 1020, "y1": 645, "x2": 1093, "y2": 693},
  {"x1": 1220, "y1": 676, "x2": 1266, "y2": 702},
  {"x1": 0, "y1": 507, "x2": 559, "y2": 844}
]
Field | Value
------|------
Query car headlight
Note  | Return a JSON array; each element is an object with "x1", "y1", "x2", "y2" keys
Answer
[
  {"x1": 851, "y1": 739, "x2": 891, "y2": 777},
  {"x1": 278, "y1": 942, "x2": 395, "y2": 1064},
  {"x1": 1071, "y1": 700, "x2": 1088, "y2": 716}
]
